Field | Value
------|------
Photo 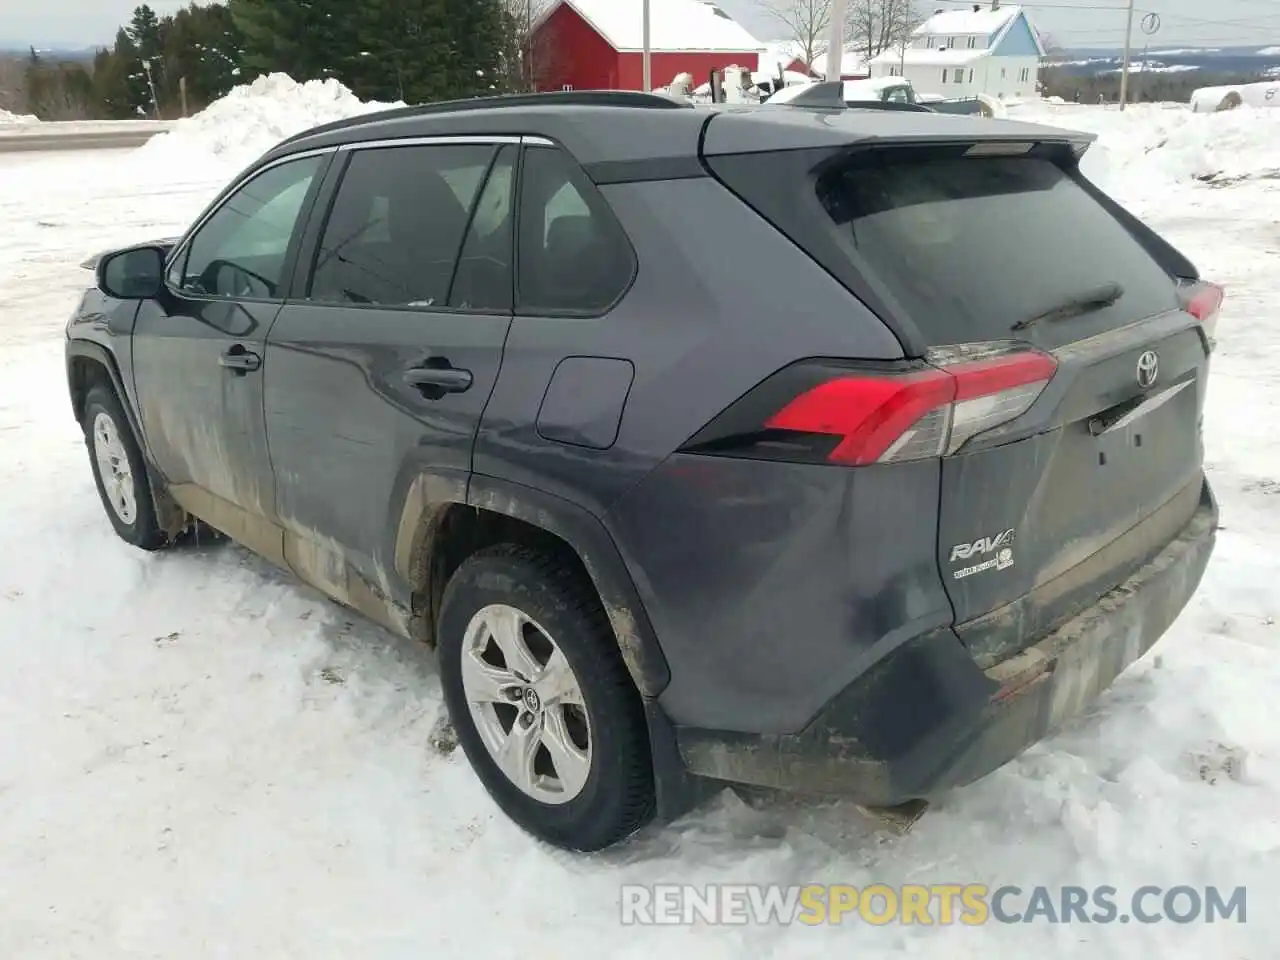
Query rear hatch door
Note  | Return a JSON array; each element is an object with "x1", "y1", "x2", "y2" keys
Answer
[{"x1": 703, "y1": 114, "x2": 1214, "y2": 665}]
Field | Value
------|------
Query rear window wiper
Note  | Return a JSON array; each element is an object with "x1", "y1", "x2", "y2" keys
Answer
[{"x1": 1012, "y1": 282, "x2": 1125, "y2": 331}]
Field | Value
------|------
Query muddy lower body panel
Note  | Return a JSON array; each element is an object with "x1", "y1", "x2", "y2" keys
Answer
[{"x1": 673, "y1": 478, "x2": 1217, "y2": 805}]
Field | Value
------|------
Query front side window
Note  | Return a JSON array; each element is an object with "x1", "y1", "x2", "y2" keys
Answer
[
  {"x1": 308, "y1": 143, "x2": 495, "y2": 308},
  {"x1": 516, "y1": 147, "x2": 634, "y2": 315},
  {"x1": 174, "y1": 155, "x2": 323, "y2": 299}
]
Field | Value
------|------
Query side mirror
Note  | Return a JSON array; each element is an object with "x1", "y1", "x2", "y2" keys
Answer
[{"x1": 97, "y1": 245, "x2": 166, "y2": 300}]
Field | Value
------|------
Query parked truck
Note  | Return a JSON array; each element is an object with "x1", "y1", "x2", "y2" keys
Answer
[{"x1": 767, "y1": 76, "x2": 1004, "y2": 117}]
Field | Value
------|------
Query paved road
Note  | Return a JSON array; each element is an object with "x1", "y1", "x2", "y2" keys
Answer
[{"x1": 0, "y1": 121, "x2": 174, "y2": 153}]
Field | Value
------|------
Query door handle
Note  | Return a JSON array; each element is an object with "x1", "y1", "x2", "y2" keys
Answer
[
  {"x1": 220, "y1": 345, "x2": 261, "y2": 373},
  {"x1": 403, "y1": 364, "x2": 473, "y2": 395}
]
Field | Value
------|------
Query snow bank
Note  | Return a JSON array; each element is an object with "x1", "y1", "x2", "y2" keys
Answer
[
  {"x1": 1010, "y1": 100, "x2": 1280, "y2": 194},
  {"x1": 136, "y1": 73, "x2": 402, "y2": 172},
  {"x1": 0, "y1": 107, "x2": 38, "y2": 124}
]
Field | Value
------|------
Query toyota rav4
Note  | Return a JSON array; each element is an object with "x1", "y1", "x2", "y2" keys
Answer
[{"x1": 66, "y1": 87, "x2": 1221, "y2": 852}]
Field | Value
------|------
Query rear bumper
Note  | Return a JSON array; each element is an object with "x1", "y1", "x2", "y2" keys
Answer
[{"x1": 674, "y1": 478, "x2": 1218, "y2": 805}]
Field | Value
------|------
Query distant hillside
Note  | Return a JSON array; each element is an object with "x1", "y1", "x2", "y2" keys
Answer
[
  {"x1": 0, "y1": 46, "x2": 98, "y2": 61},
  {"x1": 1056, "y1": 44, "x2": 1280, "y2": 81}
]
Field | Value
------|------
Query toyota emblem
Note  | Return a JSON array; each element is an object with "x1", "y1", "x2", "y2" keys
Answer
[{"x1": 1136, "y1": 350, "x2": 1159, "y2": 389}]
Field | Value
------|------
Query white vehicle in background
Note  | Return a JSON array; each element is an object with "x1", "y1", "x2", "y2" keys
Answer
[{"x1": 765, "y1": 76, "x2": 1005, "y2": 117}]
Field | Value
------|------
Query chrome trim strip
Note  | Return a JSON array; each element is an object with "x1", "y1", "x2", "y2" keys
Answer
[
  {"x1": 1098, "y1": 379, "x2": 1195, "y2": 435},
  {"x1": 340, "y1": 134, "x2": 523, "y2": 150}
]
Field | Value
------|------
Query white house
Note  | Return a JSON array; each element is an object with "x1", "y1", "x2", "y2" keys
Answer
[{"x1": 869, "y1": 3, "x2": 1045, "y2": 101}]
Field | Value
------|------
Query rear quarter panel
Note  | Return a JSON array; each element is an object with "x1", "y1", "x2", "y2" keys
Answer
[
  {"x1": 475, "y1": 174, "x2": 926, "y2": 734},
  {"x1": 472, "y1": 174, "x2": 905, "y2": 515}
]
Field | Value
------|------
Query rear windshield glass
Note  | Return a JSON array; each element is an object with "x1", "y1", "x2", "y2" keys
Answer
[{"x1": 817, "y1": 155, "x2": 1179, "y2": 345}]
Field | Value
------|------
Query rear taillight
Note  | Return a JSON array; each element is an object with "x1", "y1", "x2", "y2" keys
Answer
[
  {"x1": 680, "y1": 344, "x2": 1057, "y2": 466},
  {"x1": 1178, "y1": 278, "x2": 1225, "y2": 344}
]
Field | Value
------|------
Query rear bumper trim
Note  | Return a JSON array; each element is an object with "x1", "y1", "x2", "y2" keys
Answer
[{"x1": 674, "y1": 478, "x2": 1217, "y2": 804}]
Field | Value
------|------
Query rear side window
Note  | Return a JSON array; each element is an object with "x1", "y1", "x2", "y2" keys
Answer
[
  {"x1": 517, "y1": 146, "x2": 634, "y2": 315},
  {"x1": 816, "y1": 154, "x2": 1178, "y2": 345},
  {"x1": 448, "y1": 145, "x2": 517, "y2": 312},
  {"x1": 309, "y1": 143, "x2": 494, "y2": 308}
]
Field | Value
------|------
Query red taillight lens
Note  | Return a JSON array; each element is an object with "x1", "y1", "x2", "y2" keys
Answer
[
  {"x1": 1178, "y1": 278, "x2": 1225, "y2": 344},
  {"x1": 763, "y1": 369, "x2": 956, "y2": 465},
  {"x1": 682, "y1": 344, "x2": 1058, "y2": 467}
]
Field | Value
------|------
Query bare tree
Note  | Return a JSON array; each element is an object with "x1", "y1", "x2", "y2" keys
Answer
[
  {"x1": 1037, "y1": 29, "x2": 1066, "y2": 63},
  {"x1": 758, "y1": 0, "x2": 835, "y2": 69},
  {"x1": 846, "y1": 0, "x2": 925, "y2": 65},
  {"x1": 499, "y1": 0, "x2": 561, "y2": 92}
]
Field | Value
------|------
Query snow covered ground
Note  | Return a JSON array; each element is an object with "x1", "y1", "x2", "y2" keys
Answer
[{"x1": 0, "y1": 84, "x2": 1276, "y2": 956}]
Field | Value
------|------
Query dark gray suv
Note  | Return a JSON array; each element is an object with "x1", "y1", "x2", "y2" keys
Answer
[{"x1": 66, "y1": 88, "x2": 1222, "y2": 852}]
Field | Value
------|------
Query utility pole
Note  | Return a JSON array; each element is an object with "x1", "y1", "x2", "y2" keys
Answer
[
  {"x1": 1118, "y1": 0, "x2": 1135, "y2": 110},
  {"x1": 825, "y1": 0, "x2": 848, "y2": 81},
  {"x1": 141, "y1": 58, "x2": 160, "y2": 119},
  {"x1": 642, "y1": 0, "x2": 652, "y2": 91}
]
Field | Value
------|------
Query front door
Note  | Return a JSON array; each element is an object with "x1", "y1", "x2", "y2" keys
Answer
[
  {"x1": 263, "y1": 138, "x2": 518, "y2": 628},
  {"x1": 131, "y1": 152, "x2": 330, "y2": 562}
]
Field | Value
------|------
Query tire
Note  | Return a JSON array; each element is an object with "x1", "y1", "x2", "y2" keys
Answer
[
  {"x1": 438, "y1": 545, "x2": 655, "y2": 851},
  {"x1": 83, "y1": 384, "x2": 168, "y2": 551}
]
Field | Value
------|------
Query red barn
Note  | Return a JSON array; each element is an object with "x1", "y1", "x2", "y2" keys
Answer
[
  {"x1": 532, "y1": 0, "x2": 765, "y2": 92},
  {"x1": 757, "y1": 42, "x2": 818, "y2": 81}
]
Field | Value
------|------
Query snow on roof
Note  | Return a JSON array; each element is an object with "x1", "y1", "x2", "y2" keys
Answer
[
  {"x1": 546, "y1": 0, "x2": 765, "y2": 53},
  {"x1": 915, "y1": 5, "x2": 1021, "y2": 37},
  {"x1": 869, "y1": 46, "x2": 989, "y2": 67}
]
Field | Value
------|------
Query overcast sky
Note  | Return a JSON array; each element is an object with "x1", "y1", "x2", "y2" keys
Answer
[{"x1": 7, "y1": 0, "x2": 1280, "y2": 50}]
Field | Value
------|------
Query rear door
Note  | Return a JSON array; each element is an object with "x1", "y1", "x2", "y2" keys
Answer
[
  {"x1": 262, "y1": 137, "x2": 518, "y2": 624},
  {"x1": 704, "y1": 128, "x2": 1216, "y2": 666}
]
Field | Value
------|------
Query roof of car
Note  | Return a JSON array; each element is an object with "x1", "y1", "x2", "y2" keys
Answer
[{"x1": 260, "y1": 89, "x2": 1093, "y2": 170}]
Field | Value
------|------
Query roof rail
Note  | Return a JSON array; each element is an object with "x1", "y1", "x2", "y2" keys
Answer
[{"x1": 278, "y1": 89, "x2": 691, "y2": 148}]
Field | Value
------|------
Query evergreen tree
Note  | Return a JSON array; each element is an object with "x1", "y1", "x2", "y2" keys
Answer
[
  {"x1": 230, "y1": 0, "x2": 359, "y2": 84},
  {"x1": 448, "y1": 0, "x2": 504, "y2": 95},
  {"x1": 128, "y1": 4, "x2": 164, "y2": 59},
  {"x1": 110, "y1": 26, "x2": 154, "y2": 116},
  {"x1": 358, "y1": 0, "x2": 506, "y2": 103},
  {"x1": 92, "y1": 46, "x2": 135, "y2": 118},
  {"x1": 128, "y1": 3, "x2": 165, "y2": 113},
  {"x1": 160, "y1": 4, "x2": 244, "y2": 112}
]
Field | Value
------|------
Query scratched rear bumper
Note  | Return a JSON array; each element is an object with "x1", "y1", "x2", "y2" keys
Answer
[{"x1": 673, "y1": 478, "x2": 1217, "y2": 804}]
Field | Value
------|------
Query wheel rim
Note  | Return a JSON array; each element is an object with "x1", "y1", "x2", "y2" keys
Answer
[
  {"x1": 92, "y1": 411, "x2": 137, "y2": 525},
  {"x1": 460, "y1": 603, "x2": 592, "y2": 805}
]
